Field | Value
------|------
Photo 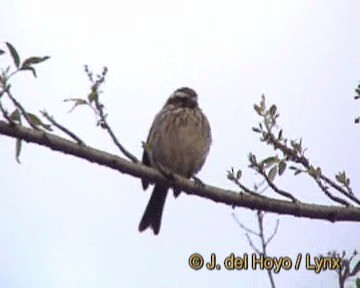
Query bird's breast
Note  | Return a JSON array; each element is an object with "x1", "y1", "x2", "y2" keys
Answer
[{"x1": 151, "y1": 108, "x2": 211, "y2": 177}]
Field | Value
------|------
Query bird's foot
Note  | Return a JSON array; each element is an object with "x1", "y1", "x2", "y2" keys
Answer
[
  {"x1": 155, "y1": 162, "x2": 175, "y2": 181},
  {"x1": 192, "y1": 175, "x2": 205, "y2": 187}
]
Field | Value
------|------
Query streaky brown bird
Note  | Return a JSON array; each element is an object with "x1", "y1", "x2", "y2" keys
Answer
[{"x1": 139, "y1": 87, "x2": 212, "y2": 235}]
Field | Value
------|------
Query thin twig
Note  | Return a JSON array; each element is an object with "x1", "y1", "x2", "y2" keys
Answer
[
  {"x1": 232, "y1": 213, "x2": 259, "y2": 237},
  {"x1": 0, "y1": 102, "x2": 15, "y2": 125},
  {"x1": 257, "y1": 167, "x2": 298, "y2": 202},
  {"x1": 231, "y1": 177, "x2": 267, "y2": 198},
  {"x1": 267, "y1": 130, "x2": 309, "y2": 167},
  {"x1": 265, "y1": 219, "x2": 280, "y2": 246},
  {"x1": 5, "y1": 90, "x2": 39, "y2": 130},
  {"x1": 245, "y1": 233, "x2": 261, "y2": 254},
  {"x1": 319, "y1": 174, "x2": 360, "y2": 205},
  {"x1": 314, "y1": 178, "x2": 350, "y2": 206},
  {"x1": 41, "y1": 111, "x2": 85, "y2": 145},
  {"x1": 233, "y1": 209, "x2": 278, "y2": 287},
  {"x1": 257, "y1": 211, "x2": 276, "y2": 288},
  {"x1": 94, "y1": 96, "x2": 138, "y2": 163},
  {"x1": 267, "y1": 131, "x2": 360, "y2": 206}
]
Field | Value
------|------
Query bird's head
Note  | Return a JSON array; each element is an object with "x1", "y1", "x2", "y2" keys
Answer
[{"x1": 165, "y1": 87, "x2": 198, "y2": 109}]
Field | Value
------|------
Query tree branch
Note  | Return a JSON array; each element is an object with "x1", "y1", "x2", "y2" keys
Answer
[{"x1": 1, "y1": 120, "x2": 360, "y2": 222}]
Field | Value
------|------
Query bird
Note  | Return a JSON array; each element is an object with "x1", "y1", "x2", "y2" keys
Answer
[{"x1": 138, "y1": 87, "x2": 212, "y2": 235}]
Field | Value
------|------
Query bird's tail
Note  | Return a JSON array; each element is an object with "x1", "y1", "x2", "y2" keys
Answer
[{"x1": 138, "y1": 184, "x2": 168, "y2": 235}]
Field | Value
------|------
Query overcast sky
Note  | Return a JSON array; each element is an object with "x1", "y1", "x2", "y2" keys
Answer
[{"x1": 1, "y1": 0, "x2": 360, "y2": 287}]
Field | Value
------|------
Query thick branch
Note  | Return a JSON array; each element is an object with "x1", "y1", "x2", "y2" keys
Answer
[{"x1": 1, "y1": 120, "x2": 360, "y2": 222}]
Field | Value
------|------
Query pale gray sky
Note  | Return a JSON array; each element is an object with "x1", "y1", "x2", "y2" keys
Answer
[{"x1": 1, "y1": 0, "x2": 360, "y2": 287}]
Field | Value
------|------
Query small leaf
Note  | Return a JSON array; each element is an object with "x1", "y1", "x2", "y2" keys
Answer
[
  {"x1": 0, "y1": 49, "x2": 5, "y2": 55},
  {"x1": 355, "y1": 87, "x2": 360, "y2": 95},
  {"x1": 248, "y1": 153, "x2": 257, "y2": 165},
  {"x1": 22, "y1": 56, "x2": 50, "y2": 67},
  {"x1": 27, "y1": 112, "x2": 52, "y2": 131},
  {"x1": 290, "y1": 140, "x2": 302, "y2": 153},
  {"x1": 142, "y1": 141, "x2": 152, "y2": 154},
  {"x1": 278, "y1": 129, "x2": 283, "y2": 140},
  {"x1": 253, "y1": 104, "x2": 262, "y2": 115},
  {"x1": 356, "y1": 278, "x2": 360, "y2": 288},
  {"x1": 27, "y1": 112, "x2": 44, "y2": 127},
  {"x1": 278, "y1": 161, "x2": 286, "y2": 176},
  {"x1": 64, "y1": 98, "x2": 87, "y2": 103},
  {"x1": 64, "y1": 98, "x2": 88, "y2": 112},
  {"x1": 262, "y1": 156, "x2": 278, "y2": 166},
  {"x1": 308, "y1": 166, "x2": 320, "y2": 179},
  {"x1": 19, "y1": 66, "x2": 37, "y2": 78},
  {"x1": 6, "y1": 42, "x2": 20, "y2": 68},
  {"x1": 227, "y1": 171, "x2": 234, "y2": 181},
  {"x1": 335, "y1": 171, "x2": 346, "y2": 184},
  {"x1": 252, "y1": 127, "x2": 261, "y2": 133},
  {"x1": 15, "y1": 138, "x2": 22, "y2": 163},
  {"x1": 10, "y1": 109, "x2": 21, "y2": 122},
  {"x1": 260, "y1": 94, "x2": 266, "y2": 109},
  {"x1": 290, "y1": 165, "x2": 303, "y2": 175},
  {"x1": 294, "y1": 170, "x2": 302, "y2": 176},
  {"x1": 268, "y1": 166, "x2": 277, "y2": 182},
  {"x1": 236, "y1": 169, "x2": 242, "y2": 180},
  {"x1": 269, "y1": 104, "x2": 277, "y2": 116},
  {"x1": 88, "y1": 91, "x2": 98, "y2": 103}
]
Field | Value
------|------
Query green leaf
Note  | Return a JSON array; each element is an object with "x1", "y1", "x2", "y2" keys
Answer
[
  {"x1": 294, "y1": 170, "x2": 302, "y2": 176},
  {"x1": 278, "y1": 161, "x2": 287, "y2": 176},
  {"x1": 262, "y1": 156, "x2": 278, "y2": 166},
  {"x1": 269, "y1": 104, "x2": 277, "y2": 116},
  {"x1": 260, "y1": 94, "x2": 266, "y2": 109},
  {"x1": 356, "y1": 277, "x2": 360, "y2": 288},
  {"x1": 248, "y1": 153, "x2": 257, "y2": 165},
  {"x1": 336, "y1": 171, "x2": 351, "y2": 187},
  {"x1": 9, "y1": 109, "x2": 21, "y2": 122},
  {"x1": 15, "y1": 138, "x2": 22, "y2": 163},
  {"x1": 64, "y1": 98, "x2": 87, "y2": 105},
  {"x1": 236, "y1": 169, "x2": 242, "y2": 180},
  {"x1": 19, "y1": 66, "x2": 37, "y2": 78},
  {"x1": 27, "y1": 113, "x2": 42, "y2": 126},
  {"x1": 227, "y1": 171, "x2": 234, "y2": 181},
  {"x1": 253, "y1": 104, "x2": 262, "y2": 115},
  {"x1": 290, "y1": 165, "x2": 302, "y2": 176},
  {"x1": 21, "y1": 56, "x2": 50, "y2": 67},
  {"x1": 6, "y1": 42, "x2": 20, "y2": 68},
  {"x1": 290, "y1": 140, "x2": 302, "y2": 153},
  {"x1": 27, "y1": 112, "x2": 52, "y2": 131},
  {"x1": 335, "y1": 171, "x2": 346, "y2": 184},
  {"x1": 268, "y1": 166, "x2": 277, "y2": 182},
  {"x1": 64, "y1": 98, "x2": 88, "y2": 112},
  {"x1": 308, "y1": 166, "x2": 320, "y2": 179},
  {"x1": 41, "y1": 124, "x2": 52, "y2": 131},
  {"x1": 88, "y1": 91, "x2": 98, "y2": 103}
]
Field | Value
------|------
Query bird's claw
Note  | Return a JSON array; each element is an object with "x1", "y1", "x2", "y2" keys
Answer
[{"x1": 192, "y1": 175, "x2": 205, "y2": 187}]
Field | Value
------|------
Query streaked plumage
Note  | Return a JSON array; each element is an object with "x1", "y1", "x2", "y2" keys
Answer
[{"x1": 139, "y1": 87, "x2": 212, "y2": 235}]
